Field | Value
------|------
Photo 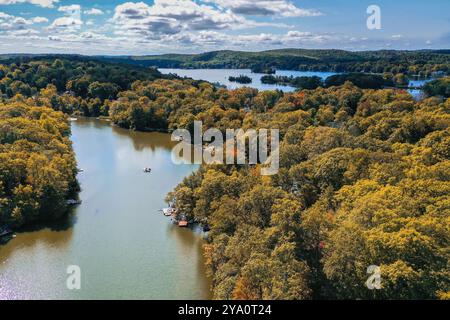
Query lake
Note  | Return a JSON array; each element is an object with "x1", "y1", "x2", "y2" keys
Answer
[
  {"x1": 159, "y1": 68, "x2": 337, "y2": 92},
  {"x1": 159, "y1": 68, "x2": 431, "y2": 99},
  {"x1": 0, "y1": 118, "x2": 212, "y2": 300}
]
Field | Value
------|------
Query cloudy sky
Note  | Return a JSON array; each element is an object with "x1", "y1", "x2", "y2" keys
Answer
[{"x1": 0, "y1": 0, "x2": 449, "y2": 55}]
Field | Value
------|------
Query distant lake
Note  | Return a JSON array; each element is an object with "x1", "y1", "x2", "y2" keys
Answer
[
  {"x1": 408, "y1": 79, "x2": 432, "y2": 100},
  {"x1": 159, "y1": 68, "x2": 432, "y2": 99},
  {"x1": 159, "y1": 68, "x2": 337, "y2": 92}
]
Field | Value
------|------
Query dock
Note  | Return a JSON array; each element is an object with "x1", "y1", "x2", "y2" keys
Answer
[{"x1": 0, "y1": 226, "x2": 13, "y2": 238}]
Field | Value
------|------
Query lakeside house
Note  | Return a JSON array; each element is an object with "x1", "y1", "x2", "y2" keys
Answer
[{"x1": 178, "y1": 220, "x2": 189, "y2": 227}]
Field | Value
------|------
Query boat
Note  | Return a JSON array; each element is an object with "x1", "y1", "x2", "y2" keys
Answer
[
  {"x1": 162, "y1": 208, "x2": 176, "y2": 216},
  {"x1": 143, "y1": 167, "x2": 152, "y2": 173},
  {"x1": 66, "y1": 199, "x2": 82, "y2": 205}
]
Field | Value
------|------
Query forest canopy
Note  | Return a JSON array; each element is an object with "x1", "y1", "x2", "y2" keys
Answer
[
  {"x1": 0, "y1": 100, "x2": 79, "y2": 228},
  {"x1": 165, "y1": 84, "x2": 450, "y2": 300},
  {"x1": 0, "y1": 57, "x2": 164, "y2": 117},
  {"x1": 0, "y1": 56, "x2": 449, "y2": 300},
  {"x1": 424, "y1": 77, "x2": 450, "y2": 98}
]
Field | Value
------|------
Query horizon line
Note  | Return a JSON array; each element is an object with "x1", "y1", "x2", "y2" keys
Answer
[{"x1": 1, "y1": 48, "x2": 449, "y2": 58}]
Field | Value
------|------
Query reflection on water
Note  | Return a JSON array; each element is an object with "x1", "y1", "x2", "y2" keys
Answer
[
  {"x1": 0, "y1": 216, "x2": 75, "y2": 263},
  {"x1": 112, "y1": 127, "x2": 172, "y2": 151},
  {"x1": 0, "y1": 118, "x2": 211, "y2": 300}
]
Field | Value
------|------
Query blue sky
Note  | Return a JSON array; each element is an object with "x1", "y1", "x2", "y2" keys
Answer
[{"x1": 0, "y1": 0, "x2": 449, "y2": 55}]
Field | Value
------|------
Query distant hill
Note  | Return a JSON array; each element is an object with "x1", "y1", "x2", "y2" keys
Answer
[
  {"x1": 94, "y1": 49, "x2": 450, "y2": 76},
  {"x1": 2, "y1": 49, "x2": 449, "y2": 77}
]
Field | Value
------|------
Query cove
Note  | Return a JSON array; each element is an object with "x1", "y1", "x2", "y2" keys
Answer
[{"x1": 0, "y1": 118, "x2": 212, "y2": 300}]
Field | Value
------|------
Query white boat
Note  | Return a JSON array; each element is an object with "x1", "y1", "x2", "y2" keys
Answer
[{"x1": 162, "y1": 208, "x2": 176, "y2": 216}]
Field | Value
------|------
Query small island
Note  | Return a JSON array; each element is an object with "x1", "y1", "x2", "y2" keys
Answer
[
  {"x1": 261, "y1": 75, "x2": 324, "y2": 89},
  {"x1": 228, "y1": 75, "x2": 253, "y2": 84},
  {"x1": 260, "y1": 73, "x2": 414, "y2": 90}
]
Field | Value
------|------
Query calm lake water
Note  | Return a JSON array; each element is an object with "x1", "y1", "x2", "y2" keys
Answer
[
  {"x1": 159, "y1": 68, "x2": 430, "y2": 99},
  {"x1": 0, "y1": 118, "x2": 212, "y2": 300},
  {"x1": 159, "y1": 68, "x2": 337, "y2": 92}
]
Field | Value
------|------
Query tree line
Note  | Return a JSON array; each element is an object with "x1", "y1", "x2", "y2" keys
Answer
[
  {"x1": 424, "y1": 77, "x2": 450, "y2": 98},
  {"x1": 110, "y1": 49, "x2": 450, "y2": 78},
  {"x1": 0, "y1": 99, "x2": 79, "y2": 228},
  {"x1": 261, "y1": 73, "x2": 412, "y2": 90},
  {"x1": 0, "y1": 57, "x2": 164, "y2": 117}
]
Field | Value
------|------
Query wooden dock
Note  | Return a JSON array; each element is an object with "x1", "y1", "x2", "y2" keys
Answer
[{"x1": 0, "y1": 226, "x2": 13, "y2": 238}]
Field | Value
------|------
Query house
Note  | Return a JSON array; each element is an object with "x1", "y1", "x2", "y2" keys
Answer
[{"x1": 178, "y1": 220, "x2": 189, "y2": 228}]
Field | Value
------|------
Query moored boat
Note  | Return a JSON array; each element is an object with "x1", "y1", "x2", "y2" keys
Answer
[
  {"x1": 66, "y1": 199, "x2": 82, "y2": 205},
  {"x1": 162, "y1": 208, "x2": 176, "y2": 216}
]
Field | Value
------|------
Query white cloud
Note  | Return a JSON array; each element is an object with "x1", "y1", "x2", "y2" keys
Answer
[
  {"x1": 0, "y1": 11, "x2": 12, "y2": 20},
  {"x1": 204, "y1": 0, "x2": 322, "y2": 17},
  {"x1": 32, "y1": 16, "x2": 48, "y2": 23},
  {"x1": 163, "y1": 29, "x2": 331, "y2": 50},
  {"x1": 11, "y1": 16, "x2": 31, "y2": 25},
  {"x1": 46, "y1": 31, "x2": 108, "y2": 42},
  {"x1": 112, "y1": 0, "x2": 283, "y2": 40},
  {"x1": 48, "y1": 16, "x2": 83, "y2": 32},
  {"x1": 0, "y1": 0, "x2": 58, "y2": 8},
  {"x1": 52, "y1": 5, "x2": 82, "y2": 31},
  {"x1": 0, "y1": 0, "x2": 442, "y2": 54},
  {"x1": 9, "y1": 28, "x2": 38, "y2": 36},
  {"x1": 0, "y1": 10, "x2": 48, "y2": 35},
  {"x1": 84, "y1": 8, "x2": 103, "y2": 15},
  {"x1": 58, "y1": 4, "x2": 81, "y2": 12}
]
